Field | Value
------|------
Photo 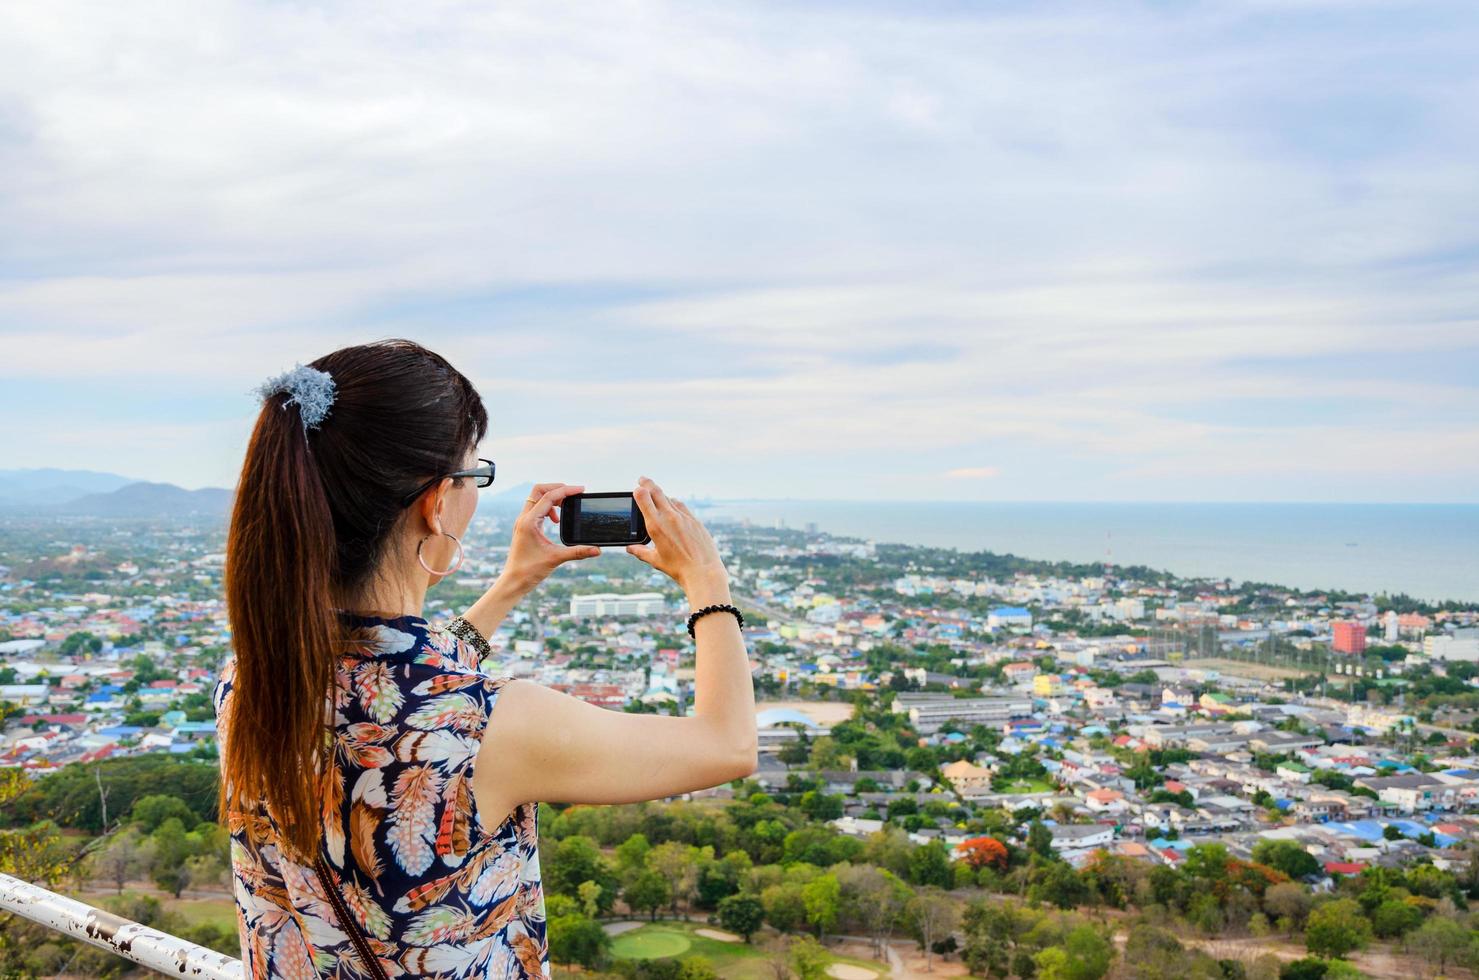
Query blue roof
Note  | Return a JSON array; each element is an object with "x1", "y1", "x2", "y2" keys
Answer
[
  {"x1": 991, "y1": 606, "x2": 1031, "y2": 616},
  {"x1": 755, "y1": 707, "x2": 824, "y2": 729},
  {"x1": 1149, "y1": 838, "x2": 1193, "y2": 851},
  {"x1": 1324, "y1": 820, "x2": 1386, "y2": 842}
]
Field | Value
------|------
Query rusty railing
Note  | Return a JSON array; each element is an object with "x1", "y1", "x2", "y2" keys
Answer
[{"x1": 0, "y1": 871, "x2": 243, "y2": 979}]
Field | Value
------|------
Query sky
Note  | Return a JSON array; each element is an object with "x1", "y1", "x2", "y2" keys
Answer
[{"x1": 2, "y1": 0, "x2": 1477, "y2": 503}]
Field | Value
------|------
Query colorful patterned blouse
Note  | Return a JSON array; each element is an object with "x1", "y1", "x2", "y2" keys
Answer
[{"x1": 212, "y1": 610, "x2": 549, "y2": 979}]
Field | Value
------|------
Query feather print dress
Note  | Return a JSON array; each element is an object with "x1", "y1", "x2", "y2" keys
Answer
[{"x1": 212, "y1": 610, "x2": 549, "y2": 979}]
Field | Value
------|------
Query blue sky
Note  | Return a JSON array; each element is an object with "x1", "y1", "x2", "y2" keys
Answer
[{"x1": 1, "y1": 0, "x2": 1476, "y2": 502}]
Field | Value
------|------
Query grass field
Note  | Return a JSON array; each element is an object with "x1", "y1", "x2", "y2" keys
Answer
[
  {"x1": 612, "y1": 922, "x2": 764, "y2": 967},
  {"x1": 612, "y1": 927, "x2": 697, "y2": 959},
  {"x1": 168, "y1": 897, "x2": 237, "y2": 933},
  {"x1": 1183, "y1": 658, "x2": 1317, "y2": 681},
  {"x1": 607, "y1": 922, "x2": 885, "y2": 980},
  {"x1": 996, "y1": 778, "x2": 1054, "y2": 793}
]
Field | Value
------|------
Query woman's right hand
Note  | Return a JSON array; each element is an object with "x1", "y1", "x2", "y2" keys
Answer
[
  {"x1": 625, "y1": 476, "x2": 729, "y2": 599},
  {"x1": 499, "y1": 483, "x2": 601, "y2": 593}
]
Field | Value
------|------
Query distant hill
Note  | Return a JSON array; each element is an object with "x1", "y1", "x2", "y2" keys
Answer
[
  {"x1": 484, "y1": 482, "x2": 536, "y2": 511},
  {"x1": 0, "y1": 470, "x2": 589, "y2": 518},
  {"x1": 53, "y1": 481, "x2": 234, "y2": 518},
  {"x1": 0, "y1": 467, "x2": 140, "y2": 509}
]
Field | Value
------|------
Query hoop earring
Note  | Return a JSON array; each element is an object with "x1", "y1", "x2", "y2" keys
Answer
[{"x1": 417, "y1": 531, "x2": 464, "y2": 576}]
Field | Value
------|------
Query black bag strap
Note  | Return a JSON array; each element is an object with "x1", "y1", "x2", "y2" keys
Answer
[{"x1": 313, "y1": 852, "x2": 390, "y2": 980}]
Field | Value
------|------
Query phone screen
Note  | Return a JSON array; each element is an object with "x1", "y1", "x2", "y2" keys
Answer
[{"x1": 578, "y1": 494, "x2": 637, "y2": 543}]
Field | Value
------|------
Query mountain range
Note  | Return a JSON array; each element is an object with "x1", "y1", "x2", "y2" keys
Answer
[{"x1": 0, "y1": 468, "x2": 538, "y2": 519}]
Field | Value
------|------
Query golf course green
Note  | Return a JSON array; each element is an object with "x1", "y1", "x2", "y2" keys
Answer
[{"x1": 611, "y1": 927, "x2": 694, "y2": 959}]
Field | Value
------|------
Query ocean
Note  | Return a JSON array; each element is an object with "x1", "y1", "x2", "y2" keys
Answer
[{"x1": 697, "y1": 501, "x2": 1479, "y2": 604}]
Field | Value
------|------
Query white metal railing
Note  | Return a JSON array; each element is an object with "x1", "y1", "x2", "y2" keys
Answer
[{"x1": 0, "y1": 872, "x2": 243, "y2": 979}]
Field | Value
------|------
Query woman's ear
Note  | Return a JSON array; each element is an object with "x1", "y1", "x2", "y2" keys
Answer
[{"x1": 419, "y1": 484, "x2": 446, "y2": 535}]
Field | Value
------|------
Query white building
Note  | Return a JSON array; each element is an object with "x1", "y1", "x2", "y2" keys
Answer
[
  {"x1": 569, "y1": 592, "x2": 666, "y2": 618},
  {"x1": 1425, "y1": 629, "x2": 1479, "y2": 662},
  {"x1": 1050, "y1": 823, "x2": 1114, "y2": 852},
  {"x1": 987, "y1": 606, "x2": 1033, "y2": 630}
]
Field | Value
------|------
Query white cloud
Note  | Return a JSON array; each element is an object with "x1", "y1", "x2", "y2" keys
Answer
[{"x1": 0, "y1": 0, "x2": 1475, "y2": 501}]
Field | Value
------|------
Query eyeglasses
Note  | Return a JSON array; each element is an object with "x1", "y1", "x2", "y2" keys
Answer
[{"x1": 399, "y1": 458, "x2": 496, "y2": 509}]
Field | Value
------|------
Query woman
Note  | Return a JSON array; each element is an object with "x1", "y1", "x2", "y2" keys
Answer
[{"x1": 213, "y1": 339, "x2": 756, "y2": 979}]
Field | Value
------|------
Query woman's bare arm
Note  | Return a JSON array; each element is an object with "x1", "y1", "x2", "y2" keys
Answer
[
  {"x1": 469, "y1": 479, "x2": 757, "y2": 827},
  {"x1": 460, "y1": 482, "x2": 601, "y2": 641}
]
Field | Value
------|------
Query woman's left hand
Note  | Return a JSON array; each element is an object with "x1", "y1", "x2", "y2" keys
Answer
[{"x1": 498, "y1": 483, "x2": 601, "y2": 594}]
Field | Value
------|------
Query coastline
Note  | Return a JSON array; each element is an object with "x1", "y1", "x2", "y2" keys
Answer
[{"x1": 697, "y1": 499, "x2": 1479, "y2": 604}]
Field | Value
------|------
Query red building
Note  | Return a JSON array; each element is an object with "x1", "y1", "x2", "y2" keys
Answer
[{"x1": 1332, "y1": 621, "x2": 1367, "y2": 655}]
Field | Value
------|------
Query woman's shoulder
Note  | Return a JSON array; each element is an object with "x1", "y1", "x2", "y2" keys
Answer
[
  {"x1": 214, "y1": 614, "x2": 512, "y2": 718},
  {"x1": 337, "y1": 612, "x2": 495, "y2": 674},
  {"x1": 336, "y1": 625, "x2": 516, "y2": 729}
]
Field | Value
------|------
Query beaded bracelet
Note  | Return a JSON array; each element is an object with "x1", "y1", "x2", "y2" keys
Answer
[
  {"x1": 686, "y1": 603, "x2": 744, "y2": 637},
  {"x1": 446, "y1": 615, "x2": 493, "y2": 663}
]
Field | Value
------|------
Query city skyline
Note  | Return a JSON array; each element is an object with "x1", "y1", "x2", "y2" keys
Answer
[{"x1": 3, "y1": 2, "x2": 1478, "y2": 502}]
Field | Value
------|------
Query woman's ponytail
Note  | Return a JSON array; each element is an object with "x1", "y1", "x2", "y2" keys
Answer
[
  {"x1": 220, "y1": 385, "x2": 341, "y2": 863},
  {"x1": 218, "y1": 340, "x2": 488, "y2": 866}
]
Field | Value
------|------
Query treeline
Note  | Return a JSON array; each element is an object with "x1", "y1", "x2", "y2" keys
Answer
[
  {"x1": 533, "y1": 790, "x2": 1479, "y2": 978},
  {"x1": 0, "y1": 754, "x2": 219, "y2": 833},
  {"x1": 0, "y1": 769, "x2": 236, "y2": 977}
]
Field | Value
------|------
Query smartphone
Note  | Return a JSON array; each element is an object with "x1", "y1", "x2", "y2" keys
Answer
[{"x1": 559, "y1": 491, "x2": 651, "y2": 547}]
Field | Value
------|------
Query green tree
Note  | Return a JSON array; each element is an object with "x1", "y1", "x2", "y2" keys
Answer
[
  {"x1": 650, "y1": 840, "x2": 700, "y2": 917},
  {"x1": 1368, "y1": 899, "x2": 1422, "y2": 938},
  {"x1": 762, "y1": 881, "x2": 809, "y2": 933},
  {"x1": 1026, "y1": 820, "x2": 1054, "y2": 859},
  {"x1": 1121, "y1": 925, "x2": 1221, "y2": 980},
  {"x1": 1279, "y1": 958, "x2": 1328, "y2": 980},
  {"x1": 802, "y1": 872, "x2": 841, "y2": 938},
  {"x1": 1029, "y1": 862, "x2": 1087, "y2": 910},
  {"x1": 577, "y1": 880, "x2": 602, "y2": 919},
  {"x1": 790, "y1": 934, "x2": 830, "y2": 980},
  {"x1": 133, "y1": 794, "x2": 202, "y2": 833},
  {"x1": 1304, "y1": 899, "x2": 1371, "y2": 960},
  {"x1": 799, "y1": 790, "x2": 844, "y2": 821},
  {"x1": 148, "y1": 817, "x2": 195, "y2": 898},
  {"x1": 1182, "y1": 843, "x2": 1231, "y2": 882},
  {"x1": 909, "y1": 839, "x2": 953, "y2": 887},
  {"x1": 961, "y1": 899, "x2": 1020, "y2": 979},
  {"x1": 1264, "y1": 882, "x2": 1311, "y2": 929},
  {"x1": 623, "y1": 868, "x2": 670, "y2": 921},
  {"x1": 615, "y1": 832, "x2": 651, "y2": 872},
  {"x1": 3, "y1": 756, "x2": 219, "y2": 833},
  {"x1": 59, "y1": 631, "x2": 103, "y2": 657},
  {"x1": 677, "y1": 954, "x2": 720, "y2": 980},
  {"x1": 718, "y1": 893, "x2": 765, "y2": 942},
  {"x1": 1252, "y1": 839, "x2": 1320, "y2": 880},
  {"x1": 548, "y1": 913, "x2": 610, "y2": 969},
  {"x1": 549, "y1": 836, "x2": 618, "y2": 912},
  {"x1": 1035, "y1": 925, "x2": 1113, "y2": 980},
  {"x1": 1411, "y1": 916, "x2": 1470, "y2": 974}
]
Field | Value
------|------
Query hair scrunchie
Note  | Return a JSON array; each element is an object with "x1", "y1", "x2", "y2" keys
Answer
[{"x1": 252, "y1": 362, "x2": 337, "y2": 432}]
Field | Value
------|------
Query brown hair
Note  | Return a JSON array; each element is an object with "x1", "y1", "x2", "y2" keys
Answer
[{"x1": 219, "y1": 339, "x2": 488, "y2": 862}]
